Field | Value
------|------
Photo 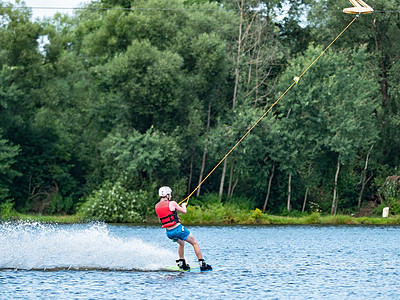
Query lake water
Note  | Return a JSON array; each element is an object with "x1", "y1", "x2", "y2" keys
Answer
[{"x1": 1, "y1": 222, "x2": 399, "y2": 299}]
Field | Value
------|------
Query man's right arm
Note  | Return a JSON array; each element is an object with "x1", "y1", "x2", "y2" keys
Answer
[{"x1": 170, "y1": 201, "x2": 187, "y2": 214}]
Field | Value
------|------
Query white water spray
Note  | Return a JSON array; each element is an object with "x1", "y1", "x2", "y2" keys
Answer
[{"x1": 0, "y1": 222, "x2": 175, "y2": 271}]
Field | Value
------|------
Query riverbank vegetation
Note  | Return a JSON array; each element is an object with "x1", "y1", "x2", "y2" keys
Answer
[
  {"x1": 3, "y1": 209, "x2": 400, "y2": 226},
  {"x1": 2, "y1": 193, "x2": 400, "y2": 225},
  {"x1": 0, "y1": 0, "x2": 399, "y2": 222}
]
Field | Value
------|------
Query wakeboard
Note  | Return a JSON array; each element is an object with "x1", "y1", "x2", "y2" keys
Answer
[{"x1": 162, "y1": 266, "x2": 213, "y2": 273}]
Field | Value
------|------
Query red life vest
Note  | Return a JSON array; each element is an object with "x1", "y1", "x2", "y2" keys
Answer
[{"x1": 155, "y1": 200, "x2": 180, "y2": 228}]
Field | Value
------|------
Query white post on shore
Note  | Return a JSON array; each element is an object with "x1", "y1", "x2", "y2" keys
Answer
[{"x1": 382, "y1": 207, "x2": 390, "y2": 218}]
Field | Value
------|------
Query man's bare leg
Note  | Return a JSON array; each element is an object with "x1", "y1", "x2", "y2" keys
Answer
[
  {"x1": 177, "y1": 240, "x2": 185, "y2": 259},
  {"x1": 185, "y1": 234, "x2": 203, "y2": 260}
]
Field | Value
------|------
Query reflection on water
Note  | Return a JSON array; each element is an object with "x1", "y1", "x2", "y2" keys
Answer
[{"x1": 1, "y1": 222, "x2": 399, "y2": 299}]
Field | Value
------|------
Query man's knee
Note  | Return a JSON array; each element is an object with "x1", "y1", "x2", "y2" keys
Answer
[
  {"x1": 185, "y1": 234, "x2": 196, "y2": 244},
  {"x1": 188, "y1": 238, "x2": 199, "y2": 247}
]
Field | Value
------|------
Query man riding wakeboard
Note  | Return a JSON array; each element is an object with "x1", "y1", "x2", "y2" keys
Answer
[{"x1": 155, "y1": 186, "x2": 212, "y2": 271}]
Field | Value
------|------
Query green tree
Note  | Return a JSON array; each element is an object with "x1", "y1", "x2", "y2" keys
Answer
[
  {"x1": 94, "y1": 39, "x2": 184, "y2": 132},
  {"x1": 0, "y1": 2, "x2": 43, "y2": 131},
  {"x1": 99, "y1": 127, "x2": 181, "y2": 190},
  {"x1": 308, "y1": 0, "x2": 400, "y2": 169},
  {"x1": 272, "y1": 44, "x2": 380, "y2": 214},
  {"x1": 0, "y1": 130, "x2": 20, "y2": 202},
  {"x1": 76, "y1": 0, "x2": 235, "y2": 199}
]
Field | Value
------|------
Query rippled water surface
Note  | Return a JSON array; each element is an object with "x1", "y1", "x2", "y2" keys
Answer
[{"x1": 1, "y1": 222, "x2": 399, "y2": 299}]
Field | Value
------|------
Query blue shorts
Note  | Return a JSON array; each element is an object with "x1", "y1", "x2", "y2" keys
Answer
[{"x1": 166, "y1": 224, "x2": 190, "y2": 242}]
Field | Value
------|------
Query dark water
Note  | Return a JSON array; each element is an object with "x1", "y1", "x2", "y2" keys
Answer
[{"x1": 1, "y1": 222, "x2": 399, "y2": 299}]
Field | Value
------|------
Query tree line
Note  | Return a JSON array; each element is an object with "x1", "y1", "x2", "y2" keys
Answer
[{"x1": 0, "y1": 0, "x2": 399, "y2": 220}]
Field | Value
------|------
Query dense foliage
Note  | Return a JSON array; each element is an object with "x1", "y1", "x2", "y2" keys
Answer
[{"x1": 0, "y1": 0, "x2": 399, "y2": 221}]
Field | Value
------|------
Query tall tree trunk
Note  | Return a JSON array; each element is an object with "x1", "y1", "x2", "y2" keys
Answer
[
  {"x1": 358, "y1": 146, "x2": 373, "y2": 208},
  {"x1": 302, "y1": 163, "x2": 312, "y2": 213},
  {"x1": 287, "y1": 173, "x2": 292, "y2": 212},
  {"x1": 219, "y1": 158, "x2": 228, "y2": 199},
  {"x1": 227, "y1": 156, "x2": 235, "y2": 198},
  {"x1": 331, "y1": 157, "x2": 341, "y2": 215},
  {"x1": 232, "y1": 0, "x2": 244, "y2": 110},
  {"x1": 188, "y1": 147, "x2": 195, "y2": 195},
  {"x1": 230, "y1": 170, "x2": 240, "y2": 197},
  {"x1": 263, "y1": 164, "x2": 275, "y2": 213},
  {"x1": 232, "y1": 2, "x2": 256, "y2": 107},
  {"x1": 196, "y1": 102, "x2": 211, "y2": 197}
]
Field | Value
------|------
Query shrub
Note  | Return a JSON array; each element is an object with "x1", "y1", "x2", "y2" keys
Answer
[
  {"x1": 190, "y1": 193, "x2": 221, "y2": 208},
  {"x1": 250, "y1": 208, "x2": 262, "y2": 222},
  {"x1": 47, "y1": 193, "x2": 74, "y2": 215},
  {"x1": 304, "y1": 212, "x2": 321, "y2": 224},
  {"x1": 376, "y1": 199, "x2": 400, "y2": 216},
  {"x1": 79, "y1": 180, "x2": 148, "y2": 222},
  {"x1": 225, "y1": 194, "x2": 256, "y2": 210},
  {"x1": 375, "y1": 179, "x2": 400, "y2": 215},
  {"x1": 0, "y1": 200, "x2": 17, "y2": 221}
]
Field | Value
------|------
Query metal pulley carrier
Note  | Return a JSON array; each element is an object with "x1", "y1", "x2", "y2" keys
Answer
[{"x1": 343, "y1": 0, "x2": 373, "y2": 15}]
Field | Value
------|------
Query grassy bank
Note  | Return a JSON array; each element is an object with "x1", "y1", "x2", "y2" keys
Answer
[
  {"x1": 179, "y1": 205, "x2": 400, "y2": 225},
  {"x1": 2, "y1": 207, "x2": 400, "y2": 225},
  {"x1": 0, "y1": 212, "x2": 85, "y2": 224}
]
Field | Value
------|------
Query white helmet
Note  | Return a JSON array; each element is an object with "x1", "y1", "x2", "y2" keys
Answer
[{"x1": 159, "y1": 186, "x2": 172, "y2": 197}]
